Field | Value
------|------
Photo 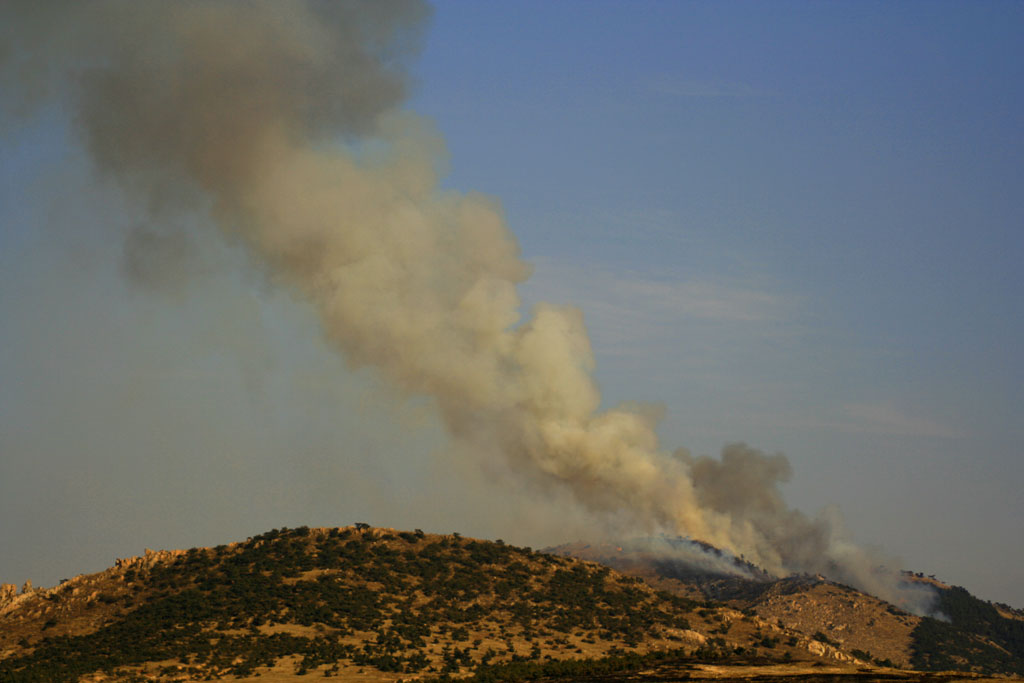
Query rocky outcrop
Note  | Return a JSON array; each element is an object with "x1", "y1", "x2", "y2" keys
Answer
[
  {"x1": 0, "y1": 582, "x2": 30, "y2": 617},
  {"x1": 806, "y1": 638, "x2": 857, "y2": 663},
  {"x1": 114, "y1": 547, "x2": 189, "y2": 571},
  {"x1": 753, "y1": 581, "x2": 916, "y2": 667}
]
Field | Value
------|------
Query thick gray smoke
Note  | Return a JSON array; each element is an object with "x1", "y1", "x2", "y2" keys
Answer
[{"x1": 0, "y1": 1, "x2": 933, "y2": 613}]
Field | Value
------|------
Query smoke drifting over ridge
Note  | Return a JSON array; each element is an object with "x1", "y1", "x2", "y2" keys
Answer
[{"x1": 0, "y1": 1, "x2": 931, "y2": 611}]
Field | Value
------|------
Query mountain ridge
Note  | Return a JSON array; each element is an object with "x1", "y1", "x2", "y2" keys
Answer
[{"x1": 1, "y1": 526, "x2": 1021, "y2": 682}]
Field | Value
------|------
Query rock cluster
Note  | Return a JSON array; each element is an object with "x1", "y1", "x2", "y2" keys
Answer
[
  {"x1": 0, "y1": 581, "x2": 32, "y2": 617},
  {"x1": 114, "y1": 548, "x2": 188, "y2": 571}
]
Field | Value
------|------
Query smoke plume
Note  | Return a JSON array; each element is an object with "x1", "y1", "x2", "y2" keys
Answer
[{"x1": 0, "y1": 1, "x2": 932, "y2": 612}]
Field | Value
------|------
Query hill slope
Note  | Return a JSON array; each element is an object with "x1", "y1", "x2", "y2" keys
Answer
[
  {"x1": 548, "y1": 537, "x2": 1024, "y2": 676},
  {"x1": 910, "y1": 585, "x2": 1024, "y2": 674},
  {"x1": 0, "y1": 526, "x2": 825, "y2": 681},
  {"x1": 1, "y1": 527, "x2": 1020, "y2": 682}
]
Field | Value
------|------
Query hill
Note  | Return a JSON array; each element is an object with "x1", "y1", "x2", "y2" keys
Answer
[
  {"x1": 548, "y1": 538, "x2": 1024, "y2": 677},
  {"x1": 0, "y1": 527, "x2": 1020, "y2": 683}
]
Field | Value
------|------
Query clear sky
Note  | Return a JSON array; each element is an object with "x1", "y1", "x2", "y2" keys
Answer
[{"x1": 1, "y1": 2, "x2": 1022, "y2": 607}]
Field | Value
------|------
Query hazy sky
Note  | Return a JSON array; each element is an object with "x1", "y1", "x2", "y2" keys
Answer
[{"x1": 2, "y1": 2, "x2": 1023, "y2": 608}]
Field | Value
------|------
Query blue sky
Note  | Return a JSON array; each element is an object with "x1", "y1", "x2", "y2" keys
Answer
[
  {"x1": 1, "y1": 2, "x2": 1022, "y2": 607},
  {"x1": 409, "y1": 1, "x2": 1024, "y2": 603}
]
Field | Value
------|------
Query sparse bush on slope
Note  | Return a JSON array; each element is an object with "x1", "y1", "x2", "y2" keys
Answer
[
  {"x1": 0, "y1": 527, "x2": 708, "y2": 681},
  {"x1": 911, "y1": 585, "x2": 1024, "y2": 674}
]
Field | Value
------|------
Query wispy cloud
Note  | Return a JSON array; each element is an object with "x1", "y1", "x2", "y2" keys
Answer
[
  {"x1": 613, "y1": 278, "x2": 786, "y2": 322},
  {"x1": 837, "y1": 402, "x2": 963, "y2": 439},
  {"x1": 764, "y1": 402, "x2": 964, "y2": 440},
  {"x1": 522, "y1": 261, "x2": 798, "y2": 358},
  {"x1": 647, "y1": 75, "x2": 775, "y2": 99}
]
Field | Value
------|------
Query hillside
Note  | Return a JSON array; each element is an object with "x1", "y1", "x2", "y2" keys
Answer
[
  {"x1": 548, "y1": 538, "x2": 1024, "y2": 677},
  {"x1": 910, "y1": 585, "x2": 1024, "y2": 674},
  {"x1": 0, "y1": 527, "x2": 1020, "y2": 683}
]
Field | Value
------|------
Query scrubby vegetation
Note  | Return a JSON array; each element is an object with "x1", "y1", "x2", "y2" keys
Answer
[
  {"x1": 418, "y1": 644, "x2": 739, "y2": 683},
  {"x1": 6, "y1": 528, "x2": 1022, "y2": 681},
  {"x1": 0, "y1": 527, "x2": 716, "y2": 681},
  {"x1": 910, "y1": 585, "x2": 1024, "y2": 674}
]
